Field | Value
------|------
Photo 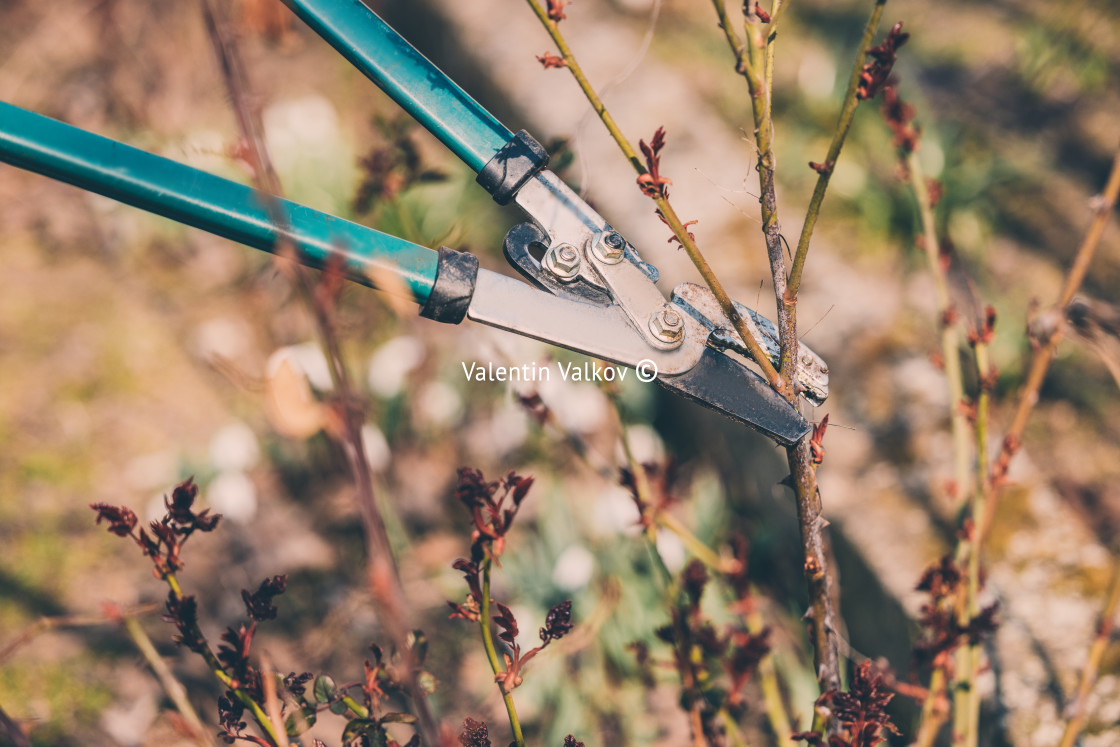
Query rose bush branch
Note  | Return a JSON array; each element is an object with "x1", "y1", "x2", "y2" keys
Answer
[
  {"x1": 121, "y1": 612, "x2": 214, "y2": 746},
  {"x1": 788, "y1": 0, "x2": 889, "y2": 299},
  {"x1": 91, "y1": 483, "x2": 283, "y2": 745},
  {"x1": 1057, "y1": 303, "x2": 1120, "y2": 747},
  {"x1": 197, "y1": 2, "x2": 439, "y2": 740},
  {"x1": 887, "y1": 81, "x2": 991, "y2": 747},
  {"x1": 984, "y1": 142, "x2": 1120, "y2": 535},
  {"x1": 447, "y1": 469, "x2": 576, "y2": 747},
  {"x1": 710, "y1": 1, "x2": 909, "y2": 704},
  {"x1": 525, "y1": 0, "x2": 782, "y2": 390}
]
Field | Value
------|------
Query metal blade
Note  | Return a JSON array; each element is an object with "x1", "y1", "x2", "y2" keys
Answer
[
  {"x1": 657, "y1": 348, "x2": 811, "y2": 446},
  {"x1": 671, "y1": 282, "x2": 829, "y2": 406}
]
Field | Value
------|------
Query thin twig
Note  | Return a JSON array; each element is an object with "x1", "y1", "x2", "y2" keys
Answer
[
  {"x1": 123, "y1": 615, "x2": 215, "y2": 747},
  {"x1": 984, "y1": 142, "x2": 1120, "y2": 536},
  {"x1": 1058, "y1": 335, "x2": 1120, "y2": 747},
  {"x1": 711, "y1": 0, "x2": 843, "y2": 704},
  {"x1": 907, "y1": 151, "x2": 972, "y2": 511},
  {"x1": 0, "y1": 702, "x2": 31, "y2": 747},
  {"x1": 197, "y1": 2, "x2": 438, "y2": 740},
  {"x1": 0, "y1": 602, "x2": 160, "y2": 664},
  {"x1": 525, "y1": 0, "x2": 782, "y2": 390},
  {"x1": 1059, "y1": 561, "x2": 1120, "y2": 747},
  {"x1": 788, "y1": 0, "x2": 888, "y2": 299},
  {"x1": 905, "y1": 146, "x2": 980, "y2": 747},
  {"x1": 913, "y1": 666, "x2": 950, "y2": 747}
]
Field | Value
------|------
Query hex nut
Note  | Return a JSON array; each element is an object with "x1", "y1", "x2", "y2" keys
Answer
[
  {"x1": 545, "y1": 243, "x2": 581, "y2": 280},
  {"x1": 591, "y1": 230, "x2": 626, "y2": 264},
  {"x1": 649, "y1": 307, "x2": 684, "y2": 343}
]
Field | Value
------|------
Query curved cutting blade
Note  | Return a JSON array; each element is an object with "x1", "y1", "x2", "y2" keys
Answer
[{"x1": 657, "y1": 348, "x2": 811, "y2": 446}]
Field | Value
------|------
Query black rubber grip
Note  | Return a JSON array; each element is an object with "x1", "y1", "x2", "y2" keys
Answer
[
  {"x1": 476, "y1": 130, "x2": 549, "y2": 205},
  {"x1": 419, "y1": 246, "x2": 479, "y2": 324}
]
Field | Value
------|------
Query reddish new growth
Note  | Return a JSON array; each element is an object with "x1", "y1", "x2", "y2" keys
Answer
[
  {"x1": 447, "y1": 558, "x2": 483, "y2": 622},
  {"x1": 447, "y1": 468, "x2": 575, "y2": 694},
  {"x1": 91, "y1": 477, "x2": 220, "y2": 579},
  {"x1": 657, "y1": 210, "x2": 698, "y2": 247},
  {"x1": 809, "y1": 160, "x2": 835, "y2": 176},
  {"x1": 455, "y1": 468, "x2": 534, "y2": 561},
  {"x1": 810, "y1": 413, "x2": 830, "y2": 467},
  {"x1": 798, "y1": 661, "x2": 900, "y2": 747},
  {"x1": 458, "y1": 717, "x2": 490, "y2": 747},
  {"x1": 546, "y1": 0, "x2": 571, "y2": 23},
  {"x1": 637, "y1": 127, "x2": 672, "y2": 199},
  {"x1": 492, "y1": 598, "x2": 573, "y2": 693},
  {"x1": 912, "y1": 555, "x2": 1000, "y2": 669},
  {"x1": 536, "y1": 51, "x2": 567, "y2": 69},
  {"x1": 745, "y1": 2, "x2": 771, "y2": 23},
  {"x1": 968, "y1": 305, "x2": 999, "y2": 347},
  {"x1": 857, "y1": 22, "x2": 909, "y2": 100},
  {"x1": 619, "y1": 459, "x2": 681, "y2": 529},
  {"x1": 881, "y1": 85, "x2": 920, "y2": 153},
  {"x1": 926, "y1": 177, "x2": 944, "y2": 208}
]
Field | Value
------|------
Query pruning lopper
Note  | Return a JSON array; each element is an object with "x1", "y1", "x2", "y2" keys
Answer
[{"x1": 0, "y1": 0, "x2": 827, "y2": 445}]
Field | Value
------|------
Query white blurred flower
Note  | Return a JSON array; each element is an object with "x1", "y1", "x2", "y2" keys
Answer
[
  {"x1": 264, "y1": 96, "x2": 340, "y2": 152},
  {"x1": 414, "y1": 381, "x2": 463, "y2": 429},
  {"x1": 538, "y1": 377, "x2": 608, "y2": 433},
  {"x1": 797, "y1": 44, "x2": 837, "y2": 100},
  {"x1": 552, "y1": 545, "x2": 595, "y2": 591},
  {"x1": 289, "y1": 342, "x2": 333, "y2": 391},
  {"x1": 209, "y1": 421, "x2": 260, "y2": 473},
  {"x1": 362, "y1": 424, "x2": 391, "y2": 473},
  {"x1": 488, "y1": 402, "x2": 531, "y2": 455},
  {"x1": 193, "y1": 317, "x2": 252, "y2": 361},
  {"x1": 593, "y1": 486, "x2": 642, "y2": 537},
  {"x1": 619, "y1": 424, "x2": 665, "y2": 464},
  {"x1": 125, "y1": 450, "x2": 179, "y2": 491},
  {"x1": 368, "y1": 336, "x2": 425, "y2": 397},
  {"x1": 656, "y1": 531, "x2": 686, "y2": 573},
  {"x1": 206, "y1": 472, "x2": 258, "y2": 524}
]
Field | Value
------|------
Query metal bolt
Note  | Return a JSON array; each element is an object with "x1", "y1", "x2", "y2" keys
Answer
[
  {"x1": 649, "y1": 307, "x2": 684, "y2": 343},
  {"x1": 591, "y1": 230, "x2": 626, "y2": 264},
  {"x1": 544, "y1": 243, "x2": 581, "y2": 280}
]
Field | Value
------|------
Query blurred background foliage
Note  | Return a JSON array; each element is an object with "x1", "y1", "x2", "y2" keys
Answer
[{"x1": 0, "y1": 0, "x2": 1118, "y2": 745}]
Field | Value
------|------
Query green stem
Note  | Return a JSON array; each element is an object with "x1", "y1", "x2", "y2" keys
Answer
[
  {"x1": 746, "y1": 588, "x2": 794, "y2": 743},
  {"x1": 905, "y1": 148, "x2": 976, "y2": 747},
  {"x1": 788, "y1": 0, "x2": 888, "y2": 298},
  {"x1": 341, "y1": 694, "x2": 370, "y2": 719},
  {"x1": 123, "y1": 615, "x2": 214, "y2": 746},
  {"x1": 1059, "y1": 561, "x2": 1120, "y2": 747},
  {"x1": 164, "y1": 574, "x2": 282, "y2": 745},
  {"x1": 656, "y1": 510, "x2": 734, "y2": 574},
  {"x1": 963, "y1": 341, "x2": 993, "y2": 742},
  {"x1": 720, "y1": 708, "x2": 749, "y2": 747},
  {"x1": 479, "y1": 561, "x2": 526, "y2": 747},
  {"x1": 907, "y1": 150, "x2": 971, "y2": 508},
  {"x1": 914, "y1": 666, "x2": 950, "y2": 747}
]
